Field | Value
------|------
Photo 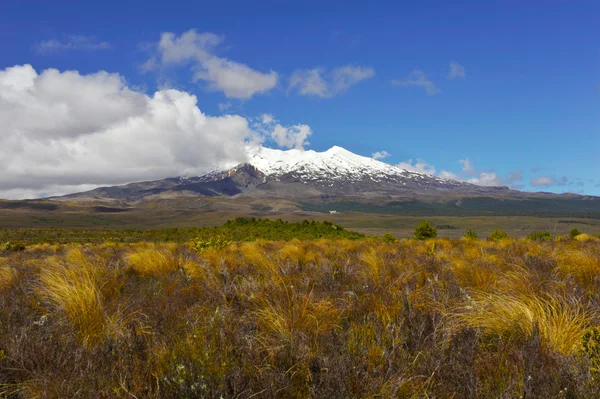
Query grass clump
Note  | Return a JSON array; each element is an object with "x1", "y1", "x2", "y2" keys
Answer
[
  {"x1": 457, "y1": 291, "x2": 593, "y2": 354},
  {"x1": 38, "y1": 249, "x2": 106, "y2": 347},
  {"x1": 0, "y1": 264, "x2": 17, "y2": 291},
  {"x1": 126, "y1": 246, "x2": 180, "y2": 277}
]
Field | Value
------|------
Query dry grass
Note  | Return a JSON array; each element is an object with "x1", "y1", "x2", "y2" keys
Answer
[
  {"x1": 126, "y1": 247, "x2": 180, "y2": 277},
  {"x1": 38, "y1": 249, "x2": 106, "y2": 347},
  {"x1": 2, "y1": 237, "x2": 600, "y2": 397},
  {"x1": 0, "y1": 260, "x2": 17, "y2": 291},
  {"x1": 456, "y1": 290, "x2": 593, "y2": 354}
]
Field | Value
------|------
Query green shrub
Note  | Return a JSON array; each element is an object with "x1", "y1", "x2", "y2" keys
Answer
[
  {"x1": 463, "y1": 229, "x2": 478, "y2": 240},
  {"x1": 527, "y1": 231, "x2": 552, "y2": 241},
  {"x1": 581, "y1": 327, "x2": 600, "y2": 382},
  {"x1": 569, "y1": 228, "x2": 582, "y2": 239},
  {"x1": 381, "y1": 233, "x2": 398, "y2": 244},
  {"x1": 1, "y1": 241, "x2": 25, "y2": 253},
  {"x1": 489, "y1": 229, "x2": 509, "y2": 241},
  {"x1": 414, "y1": 220, "x2": 437, "y2": 241},
  {"x1": 191, "y1": 237, "x2": 231, "y2": 253}
]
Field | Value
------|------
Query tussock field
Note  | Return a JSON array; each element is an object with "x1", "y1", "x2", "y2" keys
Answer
[{"x1": 2, "y1": 236, "x2": 600, "y2": 397}]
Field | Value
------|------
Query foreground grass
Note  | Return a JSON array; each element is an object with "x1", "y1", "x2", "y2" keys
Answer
[{"x1": 1, "y1": 238, "x2": 600, "y2": 397}]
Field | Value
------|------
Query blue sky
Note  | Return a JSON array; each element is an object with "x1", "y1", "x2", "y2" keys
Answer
[{"x1": 0, "y1": 0, "x2": 598, "y2": 198}]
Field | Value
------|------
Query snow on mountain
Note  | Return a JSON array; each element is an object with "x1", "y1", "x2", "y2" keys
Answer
[{"x1": 246, "y1": 145, "x2": 447, "y2": 183}]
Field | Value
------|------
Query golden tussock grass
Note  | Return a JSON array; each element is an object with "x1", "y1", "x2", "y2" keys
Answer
[
  {"x1": 38, "y1": 249, "x2": 106, "y2": 347},
  {"x1": 3, "y1": 237, "x2": 600, "y2": 397},
  {"x1": 126, "y1": 247, "x2": 180, "y2": 277},
  {"x1": 554, "y1": 248, "x2": 600, "y2": 292},
  {"x1": 575, "y1": 233, "x2": 599, "y2": 242},
  {"x1": 456, "y1": 290, "x2": 594, "y2": 354},
  {"x1": 0, "y1": 262, "x2": 17, "y2": 291}
]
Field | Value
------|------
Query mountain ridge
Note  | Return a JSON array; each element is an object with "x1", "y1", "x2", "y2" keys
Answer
[{"x1": 58, "y1": 145, "x2": 522, "y2": 202}]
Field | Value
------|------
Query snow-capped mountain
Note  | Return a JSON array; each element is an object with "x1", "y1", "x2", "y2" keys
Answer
[{"x1": 60, "y1": 146, "x2": 512, "y2": 201}]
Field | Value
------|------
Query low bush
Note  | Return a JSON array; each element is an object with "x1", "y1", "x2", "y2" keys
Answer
[
  {"x1": 463, "y1": 228, "x2": 478, "y2": 240},
  {"x1": 527, "y1": 230, "x2": 553, "y2": 241},
  {"x1": 570, "y1": 228, "x2": 582, "y2": 239},
  {"x1": 414, "y1": 220, "x2": 437, "y2": 240},
  {"x1": 489, "y1": 229, "x2": 510, "y2": 241}
]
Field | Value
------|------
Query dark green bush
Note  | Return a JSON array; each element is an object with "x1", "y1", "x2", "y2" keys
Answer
[
  {"x1": 527, "y1": 231, "x2": 552, "y2": 241},
  {"x1": 463, "y1": 229, "x2": 478, "y2": 240},
  {"x1": 489, "y1": 229, "x2": 510, "y2": 241},
  {"x1": 414, "y1": 220, "x2": 437, "y2": 241},
  {"x1": 381, "y1": 233, "x2": 398, "y2": 244},
  {"x1": 569, "y1": 228, "x2": 582, "y2": 239},
  {"x1": 1, "y1": 241, "x2": 25, "y2": 252}
]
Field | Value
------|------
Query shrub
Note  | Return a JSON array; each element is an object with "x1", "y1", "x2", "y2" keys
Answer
[
  {"x1": 570, "y1": 228, "x2": 582, "y2": 239},
  {"x1": 463, "y1": 229, "x2": 478, "y2": 240},
  {"x1": 527, "y1": 231, "x2": 552, "y2": 241},
  {"x1": 489, "y1": 229, "x2": 509, "y2": 241},
  {"x1": 380, "y1": 233, "x2": 398, "y2": 244},
  {"x1": 1, "y1": 241, "x2": 25, "y2": 253},
  {"x1": 414, "y1": 220, "x2": 437, "y2": 240},
  {"x1": 190, "y1": 236, "x2": 231, "y2": 253},
  {"x1": 581, "y1": 327, "x2": 600, "y2": 380}
]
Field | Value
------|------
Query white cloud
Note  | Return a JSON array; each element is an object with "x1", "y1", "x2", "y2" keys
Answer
[
  {"x1": 218, "y1": 102, "x2": 232, "y2": 112},
  {"x1": 372, "y1": 151, "x2": 390, "y2": 160},
  {"x1": 392, "y1": 69, "x2": 440, "y2": 96},
  {"x1": 466, "y1": 172, "x2": 503, "y2": 186},
  {"x1": 397, "y1": 159, "x2": 436, "y2": 175},
  {"x1": 459, "y1": 158, "x2": 475, "y2": 174},
  {"x1": 289, "y1": 66, "x2": 375, "y2": 98},
  {"x1": 36, "y1": 36, "x2": 111, "y2": 54},
  {"x1": 269, "y1": 124, "x2": 312, "y2": 150},
  {"x1": 530, "y1": 176, "x2": 556, "y2": 187},
  {"x1": 0, "y1": 64, "x2": 309, "y2": 199},
  {"x1": 253, "y1": 114, "x2": 311, "y2": 150},
  {"x1": 261, "y1": 114, "x2": 274, "y2": 124},
  {"x1": 448, "y1": 61, "x2": 466, "y2": 79},
  {"x1": 439, "y1": 159, "x2": 504, "y2": 187},
  {"x1": 507, "y1": 171, "x2": 523, "y2": 181},
  {"x1": 147, "y1": 29, "x2": 278, "y2": 99},
  {"x1": 439, "y1": 170, "x2": 458, "y2": 180}
]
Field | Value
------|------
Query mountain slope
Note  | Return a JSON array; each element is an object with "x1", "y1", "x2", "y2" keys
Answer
[{"x1": 60, "y1": 145, "x2": 516, "y2": 202}]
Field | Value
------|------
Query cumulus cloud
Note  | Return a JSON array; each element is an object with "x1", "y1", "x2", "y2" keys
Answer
[
  {"x1": 466, "y1": 172, "x2": 503, "y2": 187},
  {"x1": 392, "y1": 69, "x2": 440, "y2": 96},
  {"x1": 255, "y1": 114, "x2": 311, "y2": 149},
  {"x1": 36, "y1": 36, "x2": 111, "y2": 54},
  {"x1": 397, "y1": 159, "x2": 436, "y2": 175},
  {"x1": 440, "y1": 159, "x2": 504, "y2": 187},
  {"x1": 372, "y1": 151, "x2": 390, "y2": 160},
  {"x1": 289, "y1": 66, "x2": 375, "y2": 98},
  {"x1": 269, "y1": 124, "x2": 312, "y2": 150},
  {"x1": 531, "y1": 176, "x2": 556, "y2": 187},
  {"x1": 507, "y1": 171, "x2": 523, "y2": 181},
  {"x1": 146, "y1": 29, "x2": 278, "y2": 99},
  {"x1": 459, "y1": 158, "x2": 475, "y2": 174},
  {"x1": 448, "y1": 61, "x2": 466, "y2": 79},
  {"x1": 0, "y1": 64, "x2": 308, "y2": 199}
]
